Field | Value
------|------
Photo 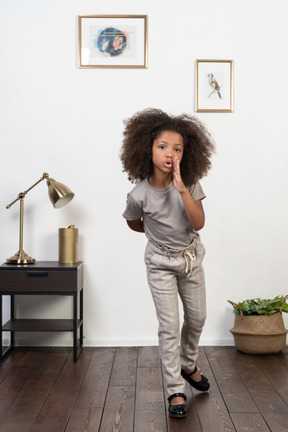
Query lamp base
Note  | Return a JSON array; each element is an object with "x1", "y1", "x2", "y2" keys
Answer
[{"x1": 6, "y1": 249, "x2": 35, "y2": 265}]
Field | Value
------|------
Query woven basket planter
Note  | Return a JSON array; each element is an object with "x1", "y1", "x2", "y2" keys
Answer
[
  {"x1": 230, "y1": 312, "x2": 287, "y2": 354},
  {"x1": 228, "y1": 298, "x2": 288, "y2": 354}
]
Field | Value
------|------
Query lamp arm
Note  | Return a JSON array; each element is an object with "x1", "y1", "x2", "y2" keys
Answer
[{"x1": 6, "y1": 173, "x2": 50, "y2": 209}]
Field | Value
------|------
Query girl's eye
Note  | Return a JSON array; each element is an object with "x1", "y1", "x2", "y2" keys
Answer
[
  {"x1": 175, "y1": 148, "x2": 182, "y2": 153},
  {"x1": 159, "y1": 145, "x2": 166, "y2": 150}
]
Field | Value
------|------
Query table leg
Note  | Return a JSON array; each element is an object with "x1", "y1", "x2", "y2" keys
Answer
[
  {"x1": 0, "y1": 295, "x2": 2, "y2": 359},
  {"x1": 73, "y1": 293, "x2": 77, "y2": 362},
  {"x1": 1, "y1": 295, "x2": 15, "y2": 360},
  {"x1": 80, "y1": 288, "x2": 83, "y2": 348},
  {"x1": 11, "y1": 295, "x2": 15, "y2": 347}
]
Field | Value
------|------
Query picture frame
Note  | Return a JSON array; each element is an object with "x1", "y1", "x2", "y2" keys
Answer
[
  {"x1": 196, "y1": 60, "x2": 234, "y2": 112},
  {"x1": 78, "y1": 15, "x2": 148, "y2": 69}
]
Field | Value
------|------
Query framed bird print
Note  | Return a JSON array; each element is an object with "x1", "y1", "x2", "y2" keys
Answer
[
  {"x1": 196, "y1": 60, "x2": 234, "y2": 112},
  {"x1": 78, "y1": 15, "x2": 148, "y2": 68}
]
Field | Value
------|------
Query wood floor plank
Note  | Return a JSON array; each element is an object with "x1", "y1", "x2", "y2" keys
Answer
[
  {"x1": 65, "y1": 408, "x2": 102, "y2": 432},
  {"x1": 205, "y1": 346, "x2": 259, "y2": 413},
  {"x1": 110, "y1": 346, "x2": 137, "y2": 386},
  {"x1": 99, "y1": 385, "x2": 135, "y2": 432},
  {"x1": 0, "y1": 348, "x2": 49, "y2": 423},
  {"x1": 0, "y1": 348, "x2": 27, "y2": 383},
  {"x1": 29, "y1": 348, "x2": 94, "y2": 432},
  {"x1": 134, "y1": 366, "x2": 167, "y2": 432},
  {"x1": 192, "y1": 347, "x2": 236, "y2": 432},
  {"x1": 253, "y1": 354, "x2": 288, "y2": 405},
  {"x1": 231, "y1": 413, "x2": 271, "y2": 432},
  {"x1": 138, "y1": 346, "x2": 161, "y2": 368},
  {"x1": 228, "y1": 348, "x2": 288, "y2": 432},
  {"x1": 275, "y1": 347, "x2": 288, "y2": 370},
  {"x1": 0, "y1": 350, "x2": 70, "y2": 432},
  {"x1": 73, "y1": 347, "x2": 115, "y2": 409}
]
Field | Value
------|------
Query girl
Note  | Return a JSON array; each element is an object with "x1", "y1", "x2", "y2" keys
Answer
[{"x1": 121, "y1": 108, "x2": 215, "y2": 419}]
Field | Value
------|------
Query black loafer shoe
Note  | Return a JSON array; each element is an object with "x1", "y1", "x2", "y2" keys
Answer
[
  {"x1": 168, "y1": 393, "x2": 187, "y2": 418},
  {"x1": 181, "y1": 367, "x2": 210, "y2": 391}
]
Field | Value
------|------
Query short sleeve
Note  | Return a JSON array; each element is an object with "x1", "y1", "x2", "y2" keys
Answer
[
  {"x1": 122, "y1": 194, "x2": 143, "y2": 220},
  {"x1": 188, "y1": 181, "x2": 206, "y2": 201}
]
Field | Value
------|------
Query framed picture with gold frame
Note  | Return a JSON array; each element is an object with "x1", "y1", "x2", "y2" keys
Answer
[
  {"x1": 196, "y1": 60, "x2": 234, "y2": 112},
  {"x1": 78, "y1": 15, "x2": 148, "y2": 69}
]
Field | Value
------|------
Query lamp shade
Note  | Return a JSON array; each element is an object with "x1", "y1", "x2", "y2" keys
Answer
[{"x1": 47, "y1": 178, "x2": 74, "y2": 209}]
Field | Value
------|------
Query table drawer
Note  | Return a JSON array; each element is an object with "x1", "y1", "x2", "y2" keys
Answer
[{"x1": 0, "y1": 270, "x2": 78, "y2": 293}]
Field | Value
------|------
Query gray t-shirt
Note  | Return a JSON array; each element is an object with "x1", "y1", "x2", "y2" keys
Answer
[{"x1": 122, "y1": 178, "x2": 205, "y2": 249}]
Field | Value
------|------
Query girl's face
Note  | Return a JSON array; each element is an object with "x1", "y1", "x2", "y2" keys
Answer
[{"x1": 151, "y1": 130, "x2": 184, "y2": 175}]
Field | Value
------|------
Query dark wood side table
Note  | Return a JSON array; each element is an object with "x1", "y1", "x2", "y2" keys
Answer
[{"x1": 0, "y1": 261, "x2": 83, "y2": 362}]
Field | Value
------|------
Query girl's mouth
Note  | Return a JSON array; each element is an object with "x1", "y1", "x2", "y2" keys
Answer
[{"x1": 165, "y1": 161, "x2": 173, "y2": 168}]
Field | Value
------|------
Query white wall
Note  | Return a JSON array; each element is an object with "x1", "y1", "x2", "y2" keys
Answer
[{"x1": 1, "y1": 0, "x2": 288, "y2": 347}]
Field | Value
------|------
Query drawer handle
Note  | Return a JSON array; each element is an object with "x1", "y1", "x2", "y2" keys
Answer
[{"x1": 27, "y1": 271, "x2": 49, "y2": 277}]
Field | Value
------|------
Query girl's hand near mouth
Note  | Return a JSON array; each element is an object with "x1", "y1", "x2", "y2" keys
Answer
[
  {"x1": 172, "y1": 158, "x2": 186, "y2": 193},
  {"x1": 173, "y1": 157, "x2": 205, "y2": 230}
]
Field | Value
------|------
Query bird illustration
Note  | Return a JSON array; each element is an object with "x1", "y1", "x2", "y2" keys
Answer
[{"x1": 208, "y1": 73, "x2": 222, "y2": 99}]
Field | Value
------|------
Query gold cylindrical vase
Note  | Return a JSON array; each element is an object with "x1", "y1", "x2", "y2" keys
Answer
[{"x1": 58, "y1": 225, "x2": 78, "y2": 263}]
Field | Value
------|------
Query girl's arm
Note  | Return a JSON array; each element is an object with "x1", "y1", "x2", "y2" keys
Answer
[
  {"x1": 180, "y1": 193, "x2": 205, "y2": 231},
  {"x1": 127, "y1": 219, "x2": 145, "y2": 233},
  {"x1": 173, "y1": 159, "x2": 205, "y2": 230}
]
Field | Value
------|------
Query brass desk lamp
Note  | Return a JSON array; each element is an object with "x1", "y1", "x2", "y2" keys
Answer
[{"x1": 6, "y1": 172, "x2": 74, "y2": 264}]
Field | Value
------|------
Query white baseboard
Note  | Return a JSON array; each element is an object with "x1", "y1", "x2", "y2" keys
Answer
[{"x1": 10, "y1": 335, "x2": 235, "y2": 347}]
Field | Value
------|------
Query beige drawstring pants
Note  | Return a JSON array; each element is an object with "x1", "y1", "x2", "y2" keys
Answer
[{"x1": 144, "y1": 236, "x2": 206, "y2": 396}]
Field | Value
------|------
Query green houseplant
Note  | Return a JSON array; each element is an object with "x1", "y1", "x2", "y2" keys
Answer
[{"x1": 228, "y1": 295, "x2": 288, "y2": 354}]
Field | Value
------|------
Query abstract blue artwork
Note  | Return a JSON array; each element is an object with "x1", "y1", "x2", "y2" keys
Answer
[{"x1": 95, "y1": 27, "x2": 127, "y2": 57}]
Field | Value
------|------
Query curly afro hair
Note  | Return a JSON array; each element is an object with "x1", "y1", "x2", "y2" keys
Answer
[{"x1": 120, "y1": 108, "x2": 215, "y2": 186}]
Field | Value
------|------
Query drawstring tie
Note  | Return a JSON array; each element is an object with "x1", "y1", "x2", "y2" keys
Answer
[{"x1": 183, "y1": 249, "x2": 196, "y2": 277}]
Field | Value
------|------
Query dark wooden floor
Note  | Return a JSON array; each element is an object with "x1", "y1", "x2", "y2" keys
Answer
[{"x1": 0, "y1": 345, "x2": 288, "y2": 432}]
